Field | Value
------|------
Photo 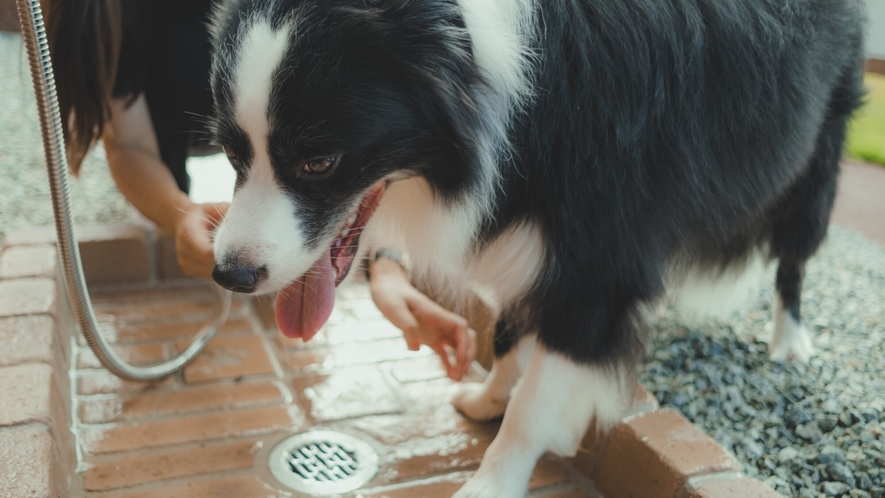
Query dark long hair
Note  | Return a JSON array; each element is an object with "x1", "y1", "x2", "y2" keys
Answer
[{"x1": 45, "y1": 0, "x2": 122, "y2": 174}]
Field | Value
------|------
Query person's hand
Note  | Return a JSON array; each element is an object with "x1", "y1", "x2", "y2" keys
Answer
[
  {"x1": 173, "y1": 202, "x2": 229, "y2": 279},
  {"x1": 370, "y1": 258, "x2": 477, "y2": 381}
]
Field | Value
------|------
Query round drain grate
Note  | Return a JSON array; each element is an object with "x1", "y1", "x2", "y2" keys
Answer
[{"x1": 268, "y1": 431, "x2": 379, "y2": 495}]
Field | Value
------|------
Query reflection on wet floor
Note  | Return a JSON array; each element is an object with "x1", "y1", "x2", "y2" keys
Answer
[{"x1": 73, "y1": 282, "x2": 592, "y2": 497}]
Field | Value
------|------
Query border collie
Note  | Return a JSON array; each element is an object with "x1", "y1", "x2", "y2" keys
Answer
[{"x1": 207, "y1": 0, "x2": 866, "y2": 495}]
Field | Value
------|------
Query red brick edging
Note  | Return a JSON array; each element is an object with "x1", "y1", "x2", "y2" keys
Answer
[{"x1": 567, "y1": 383, "x2": 780, "y2": 498}]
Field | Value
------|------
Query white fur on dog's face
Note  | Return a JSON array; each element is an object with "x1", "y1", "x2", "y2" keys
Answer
[
  {"x1": 209, "y1": 0, "x2": 537, "y2": 300},
  {"x1": 212, "y1": 19, "x2": 322, "y2": 295}
]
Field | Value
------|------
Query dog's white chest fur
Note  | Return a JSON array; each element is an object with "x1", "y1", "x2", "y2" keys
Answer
[{"x1": 364, "y1": 177, "x2": 545, "y2": 315}]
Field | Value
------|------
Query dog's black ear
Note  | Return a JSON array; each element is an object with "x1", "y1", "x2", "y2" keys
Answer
[{"x1": 207, "y1": 0, "x2": 242, "y2": 48}]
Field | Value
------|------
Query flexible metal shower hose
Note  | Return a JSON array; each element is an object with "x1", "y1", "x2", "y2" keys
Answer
[{"x1": 16, "y1": 0, "x2": 230, "y2": 381}]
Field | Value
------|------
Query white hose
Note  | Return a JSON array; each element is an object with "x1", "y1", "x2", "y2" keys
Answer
[{"x1": 16, "y1": 0, "x2": 229, "y2": 381}]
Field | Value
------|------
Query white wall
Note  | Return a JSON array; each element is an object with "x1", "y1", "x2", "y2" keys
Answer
[{"x1": 869, "y1": 0, "x2": 885, "y2": 59}]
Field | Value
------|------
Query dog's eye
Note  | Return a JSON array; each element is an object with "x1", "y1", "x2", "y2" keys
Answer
[
  {"x1": 222, "y1": 145, "x2": 239, "y2": 166},
  {"x1": 302, "y1": 156, "x2": 339, "y2": 176}
]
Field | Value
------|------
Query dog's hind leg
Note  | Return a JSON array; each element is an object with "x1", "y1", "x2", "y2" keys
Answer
[
  {"x1": 768, "y1": 158, "x2": 833, "y2": 363},
  {"x1": 451, "y1": 333, "x2": 535, "y2": 421},
  {"x1": 767, "y1": 148, "x2": 837, "y2": 362},
  {"x1": 770, "y1": 261, "x2": 814, "y2": 362},
  {"x1": 767, "y1": 65, "x2": 862, "y2": 362}
]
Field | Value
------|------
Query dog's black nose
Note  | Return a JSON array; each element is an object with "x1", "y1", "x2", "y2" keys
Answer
[{"x1": 211, "y1": 264, "x2": 266, "y2": 293}]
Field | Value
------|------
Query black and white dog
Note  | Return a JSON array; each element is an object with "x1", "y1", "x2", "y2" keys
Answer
[{"x1": 207, "y1": 0, "x2": 866, "y2": 495}]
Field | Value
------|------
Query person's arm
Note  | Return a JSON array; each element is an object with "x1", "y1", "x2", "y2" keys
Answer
[
  {"x1": 102, "y1": 94, "x2": 226, "y2": 278},
  {"x1": 369, "y1": 256, "x2": 476, "y2": 381}
]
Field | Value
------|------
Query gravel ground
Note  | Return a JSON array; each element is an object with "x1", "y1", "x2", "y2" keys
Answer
[
  {"x1": 0, "y1": 31, "x2": 133, "y2": 246},
  {"x1": 3, "y1": 27, "x2": 885, "y2": 498},
  {"x1": 642, "y1": 228, "x2": 885, "y2": 498}
]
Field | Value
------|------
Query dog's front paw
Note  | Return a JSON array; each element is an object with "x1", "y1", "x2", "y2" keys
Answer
[
  {"x1": 451, "y1": 383, "x2": 508, "y2": 421},
  {"x1": 769, "y1": 324, "x2": 815, "y2": 363},
  {"x1": 453, "y1": 473, "x2": 525, "y2": 498}
]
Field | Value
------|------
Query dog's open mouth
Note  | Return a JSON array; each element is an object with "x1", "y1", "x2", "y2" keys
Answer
[
  {"x1": 274, "y1": 183, "x2": 386, "y2": 341},
  {"x1": 329, "y1": 184, "x2": 387, "y2": 286}
]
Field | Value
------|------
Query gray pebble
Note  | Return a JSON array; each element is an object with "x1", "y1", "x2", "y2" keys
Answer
[
  {"x1": 743, "y1": 440, "x2": 765, "y2": 460},
  {"x1": 858, "y1": 472, "x2": 873, "y2": 490},
  {"x1": 764, "y1": 476, "x2": 792, "y2": 494},
  {"x1": 821, "y1": 416, "x2": 840, "y2": 433},
  {"x1": 827, "y1": 463, "x2": 857, "y2": 487},
  {"x1": 797, "y1": 423, "x2": 823, "y2": 442},
  {"x1": 824, "y1": 399, "x2": 843, "y2": 413},
  {"x1": 861, "y1": 410, "x2": 879, "y2": 424},
  {"x1": 819, "y1": 445, "x2": 847, "y2": 465},
  {"x1": 821, "y1": 481, "x2": 853, "y2": 496},
  {"x1": 779, "y1": 446, "x2": 800, "y2": 463},
  {"x1": 787, "y1": 407, "x2": 814, "y2": 427}
]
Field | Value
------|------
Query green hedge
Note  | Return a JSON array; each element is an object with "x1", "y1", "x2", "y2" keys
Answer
[{"x1": 847, "y1": 73, "x2": 885, "y2": 166}]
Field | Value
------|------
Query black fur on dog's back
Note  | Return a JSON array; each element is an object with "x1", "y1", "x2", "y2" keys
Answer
[{"x1": 488, "y1": 0, "x2": 867, "y2": 367}]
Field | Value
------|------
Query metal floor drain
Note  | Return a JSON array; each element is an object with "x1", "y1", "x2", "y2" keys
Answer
[{"x1": 268, "y1": 431, "x2": 379, "y2": 495}]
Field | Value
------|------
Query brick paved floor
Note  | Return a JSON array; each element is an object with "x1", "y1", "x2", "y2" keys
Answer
[{"x1": 72, "y1": 282, "x2": 595, "y2": 497}]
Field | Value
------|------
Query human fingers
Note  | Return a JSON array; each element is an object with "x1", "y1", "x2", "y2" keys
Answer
[
  {"x1": 452, "y1": 324, "x2": 470, "y2": 379},
  {"x1": 175, "y1": 214, "x2": 216, "y2": 278},
  {"x1": 178, "y1": 252, "x2": 214, "y2": 278},
  {"x1": 431, "y1": 343, "x2": 457, "y2": 380},
  {"x1": 465, "y1": 328, "x2": 477, "y2": 365},
  {"x1": 440, "y1": 323, "x2": 476, "y2": 381},
  {"x1": 407, "y1": 291, "x2": 469, "y2": 332},
  {"x1": 372, "y1": 292, "x2": 422, "y2": 351},
  {"x1": 453, "y1": 328, "x2": 478, "y2": 380},
  {"x1": 407, "y1": 295, "x2": 470, "y2": 366}
]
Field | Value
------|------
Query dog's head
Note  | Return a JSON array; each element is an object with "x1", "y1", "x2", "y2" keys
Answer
[{"x1": 207, "y1": 0, "x2": 482, "y2": 339}]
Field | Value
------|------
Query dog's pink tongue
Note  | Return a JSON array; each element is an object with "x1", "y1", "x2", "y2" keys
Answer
[{"x1": 274, "y1": 252, "x2": 335, "y2": 341}]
